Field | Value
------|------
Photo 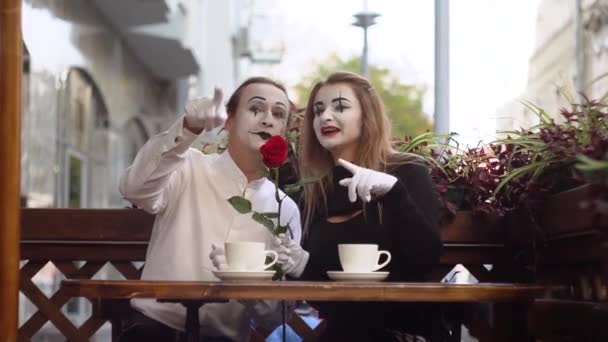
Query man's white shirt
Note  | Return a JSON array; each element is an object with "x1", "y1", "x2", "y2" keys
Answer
[{"x1": 119, "y1": 117, "x2": 301, "y2": 341}]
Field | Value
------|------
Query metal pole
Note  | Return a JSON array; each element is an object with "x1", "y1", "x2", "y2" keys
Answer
[
  {"x1": 353, "y1": 2, "x2": 379, "y2": 79},
  {"x1": 362, "y1": 0, "x2": 368, "y2": 77},
  {"x1": 574, "y1": 0, "x2": 585, "y2": 99},
  {"x1": 434, "y1": 0, "x2": 450, "y2": 134},
  {"x1": 362, "y1": 27, "x2": 369, "y2": 78},
  {"x1": 0, "y1": 0, "x2": 23, "y2": 340}
]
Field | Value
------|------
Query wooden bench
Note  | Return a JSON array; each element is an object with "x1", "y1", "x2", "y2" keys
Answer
[
  {"x1": 18, "y1": 184, "x2": 608, "y2": 341},
  {"x1": 18, "y1": 209, "x2": 536, "y2": 341}
]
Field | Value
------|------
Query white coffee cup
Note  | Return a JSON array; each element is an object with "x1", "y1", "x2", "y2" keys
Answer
[
  {"x1": 338, "y1": 244, "x2": 391, "y2": 273},
  {"x1": 224, "y1": 241, "x2": 278, "y2": 271}
]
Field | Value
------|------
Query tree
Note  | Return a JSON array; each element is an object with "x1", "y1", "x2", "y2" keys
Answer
[{"x1": 293, "y1": 54, "x2": 432, "y2": 138}]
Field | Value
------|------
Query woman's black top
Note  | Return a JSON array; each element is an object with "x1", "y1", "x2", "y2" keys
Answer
[{"x1": 299, "y1": 162, "x2": 443, "y2": 339}]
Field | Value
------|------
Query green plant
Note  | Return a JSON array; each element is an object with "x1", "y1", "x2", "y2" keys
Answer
[
  {"x1": 492, "y1": 96, "x2": 607, "y2": 204},
  {"x1": 392, "y1": 132, "x2": 464, "y2": 215},
  {"x1": 395, "y1": 95, "x2": 608, "y2": 219}
]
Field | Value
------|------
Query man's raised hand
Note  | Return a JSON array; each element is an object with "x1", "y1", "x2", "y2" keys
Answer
[{"x1": 184, "y1": 87, "x2": 228, "y2": 134}]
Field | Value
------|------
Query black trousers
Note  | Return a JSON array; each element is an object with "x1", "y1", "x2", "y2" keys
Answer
[{"x1": 119, "y1": 310, "x2": 233, "y2": 342}]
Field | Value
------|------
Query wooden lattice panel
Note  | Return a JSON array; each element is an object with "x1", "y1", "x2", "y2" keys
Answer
[{"x1": 19, "y1": 260, "x2": 142, "y2": 341}]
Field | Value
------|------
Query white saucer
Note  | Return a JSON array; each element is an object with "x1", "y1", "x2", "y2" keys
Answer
[
  {"x1": 212, "y1": 270, "x2": 275, "y2": 282},
  {"x1": 326, "y1": 271, "x2": 389, "y2": 282}
]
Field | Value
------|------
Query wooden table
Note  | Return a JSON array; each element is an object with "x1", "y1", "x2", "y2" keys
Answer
[{"x1": 62, "y1": 280, "x2": 555, "y2": 341}]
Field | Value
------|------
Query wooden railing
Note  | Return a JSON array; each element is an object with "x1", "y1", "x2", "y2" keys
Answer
[
  {"x1": 19, "y1": 209, "x2": 151, "y2": 340},
  {"x1": 17, "y1": 209, "x2": 521, "y2": 341},
  {"x1": 18, "y1": 184, "x2": 608, "y2": 341}
]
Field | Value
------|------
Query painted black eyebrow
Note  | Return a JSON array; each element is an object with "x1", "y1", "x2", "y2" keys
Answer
[
  {"x1": 333, "y1": 93, "x2": 350, "y2": 111},
  {"x1": 331, "y1": 96, "x2": 351, "y2": 104},
  {"x1": 248, "y1": 96, "x2": 266, "y2": 103}
]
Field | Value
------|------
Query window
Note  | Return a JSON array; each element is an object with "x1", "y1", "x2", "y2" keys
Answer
[
  {"x1": 65, "y1": 150, "x2": 87, "y2": 209},
  {"x1": 61, "y1": 68, "x2": 109, "y2": 208}
]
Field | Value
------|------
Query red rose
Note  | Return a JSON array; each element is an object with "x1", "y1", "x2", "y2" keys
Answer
[{"x1": 259, "y1": 135, "x2": 288, "y2": 168}]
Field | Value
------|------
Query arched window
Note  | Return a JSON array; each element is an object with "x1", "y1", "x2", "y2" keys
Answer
[{"x1": 60, "y1": 68, "x2": 109, "y2": 208}]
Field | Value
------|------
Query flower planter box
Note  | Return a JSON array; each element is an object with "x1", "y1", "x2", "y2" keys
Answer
[
  {"x1": 438, "y1": 210, "x2": 535, "y2": 282},
  {"x1": 530, "y1": 184, "x2": 608, "y2": 302},
  {"x1": 440, "y1": 210, "x2": 504, "y2": 244},
  {"x1": 441, "y1": 184, "x2": 607, "y2": 244},
  {"x1": 536, "y1": 183, "x2": 605, "y2": 239},
  {"x1": 438, "y1": 184, "x2": 608, "y2": 285}
]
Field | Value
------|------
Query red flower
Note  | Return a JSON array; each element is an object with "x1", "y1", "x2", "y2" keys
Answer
[{"x1": 259, "y1": 135, "x2": 288, "y2": 168}]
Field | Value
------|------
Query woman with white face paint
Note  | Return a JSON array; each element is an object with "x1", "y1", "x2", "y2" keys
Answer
[{"x1": 271, "y1": 72, "x2": 444, "y2": 341}]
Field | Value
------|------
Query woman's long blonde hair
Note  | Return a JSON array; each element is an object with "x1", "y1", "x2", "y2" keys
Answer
[{"x1": 299, "y1": 72, "x2": 415, "y2": 233}]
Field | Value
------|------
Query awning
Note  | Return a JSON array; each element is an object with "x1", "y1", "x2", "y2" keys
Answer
[
  {"x1": 122, "y1": 32, "x2": 199, "y2": 80},
  {"x1": 92, "y1": 0, "x2": 199, "y2": 80}
]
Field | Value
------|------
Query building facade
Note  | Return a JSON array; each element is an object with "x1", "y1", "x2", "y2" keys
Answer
[
  {"x1": 498, "y1": 0, "x2": 608, "y2": 131},
  {"x1": 19, "y1": 0, "x2": 279, "y2": 339}
]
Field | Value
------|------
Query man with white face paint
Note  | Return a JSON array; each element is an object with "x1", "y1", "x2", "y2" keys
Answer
[{"x1": 119, "y1": 77, "x2": 302, "y2": 342}]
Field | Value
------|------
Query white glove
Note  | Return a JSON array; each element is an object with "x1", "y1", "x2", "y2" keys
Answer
[
  {"x1": 270, "y1": 234, "x2": 309, "y2": 278},
  {"x1": 184, "y1": 87, "x2": 227, "y2": 133},
  {"x1": 209, "y1": 243, "x2": 228, "y2": 270},
  {"x1": 337, "y1": 158, "x2": 398, "y2": 203}
]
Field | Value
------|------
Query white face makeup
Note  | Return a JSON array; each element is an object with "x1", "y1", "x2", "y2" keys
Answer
[
  {"x1": 227, "y1": 83, "x2": 289, "y2": 152},
  {"x1": 312, "y1": 83, "x2": 363, "y2": 160}
]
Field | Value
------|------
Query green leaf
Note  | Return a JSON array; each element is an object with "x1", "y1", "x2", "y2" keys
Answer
[
  {"x1": 494, "y1": 161, "x2": 548, "y2": 195},
  {"x1": 227, "y1": 196, "x2": 252, "y2": 214},
  {"x1": 496, "y1": 130, "x2": 525, "y2": 136},
  {"x1": 575, "y1": 155, "x2": 608, "y2": 171},
  {"x1": 492, "y1": 138, "x2": 546, "y2": 146},
  {"x1": 287, "y1": 130, "x2": 299, "y2": 144},
  {"x1": 421, "y1": 154, "x2": 451, "y2": 179},
  {"x1": 283, "y1": 175, "x2": 325, "y2": 194},
  {"x1": 260, "y1": 212, "x2": 279, "y2": 218},
  {"x1": 407, "y1": 132, "x2": 435, "y2": 145},
  {"x1": 284, "y1": 183, "x2": 302, "y2": 194},
  {"x1": 275, "y1": 224, "x2": 289, "y2": 235},
  {"x1": 519, "y1": 99, "x2": 554, "y2": 124},
  {"x1": 252, "y1": 212, "x2": 276, "y2": 233}
]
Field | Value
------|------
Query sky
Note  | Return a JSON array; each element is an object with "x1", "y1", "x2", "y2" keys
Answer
[{"x1": 251, "y1": 0, "x2": 542, "y2": 146}]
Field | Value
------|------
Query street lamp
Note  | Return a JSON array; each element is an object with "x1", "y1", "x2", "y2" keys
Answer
[{"x1": 352, "y1": 9, "x2": 380, "y2": 78}]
